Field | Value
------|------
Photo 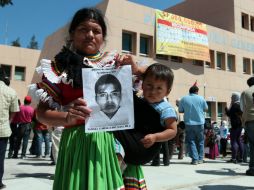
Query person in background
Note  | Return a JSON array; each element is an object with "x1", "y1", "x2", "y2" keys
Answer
[
  {"x1": 179, "y1": 84, "x2": 208, "y2": 165},
  {"x1": 0, "y1": 66, "x2": 20, "y2": 189},
  {"x1": 12, "y1": 96, "x2": 35, "y2": 159},
  {"x1": 240, "y1": 76, "x2": 254, "y2": 176},
  {"x1": 8, "y1": 99, "x2": 21, "y2": 158},
  {"x1": 29, "y1": 7, "x2": 147, "y2": 189},
  {"x1": 33, "y1": 115, "x2": 50, "y2": 159},
  {"x1": 219, "y1": 120, "x2": 229, "y2": 158},
  {"x1": 141, "y1": 63, "x2": 177, "y2": 166},
  {"x1": 225, "y1": 92, "x2": 243, "y2": 164}
]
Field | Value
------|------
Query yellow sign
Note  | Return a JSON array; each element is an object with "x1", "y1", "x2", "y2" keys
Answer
[{"x1": 156, "y1": 10, "x2": 210, "y2": 62}]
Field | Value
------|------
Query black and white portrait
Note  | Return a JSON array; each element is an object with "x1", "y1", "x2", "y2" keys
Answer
[{"x1": 82, "y1": 65, "x2": 134, "y2": 132}]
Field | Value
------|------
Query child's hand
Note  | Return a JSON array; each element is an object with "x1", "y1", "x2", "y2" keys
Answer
[{"x1": 141, "y1": 134, "x2": 157, "y2": 148}]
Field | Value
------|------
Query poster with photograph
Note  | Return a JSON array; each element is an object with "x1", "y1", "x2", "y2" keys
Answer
[{"x1": 82, "y1": 65, "x2": 134, "y2": 133}]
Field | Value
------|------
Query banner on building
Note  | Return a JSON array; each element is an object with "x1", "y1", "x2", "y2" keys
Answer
[{"x1": 156, "y1": 10, "x2": 210, "y2": 62}]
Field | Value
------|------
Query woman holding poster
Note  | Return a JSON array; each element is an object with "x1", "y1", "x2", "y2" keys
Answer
[{"x1": 29, "y1": 7, "x2": 146, "y2": 190}]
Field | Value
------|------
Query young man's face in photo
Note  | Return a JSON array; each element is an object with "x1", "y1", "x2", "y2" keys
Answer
[{"x1": 96, "y1": 83, "x2": 121, "y2": 118}]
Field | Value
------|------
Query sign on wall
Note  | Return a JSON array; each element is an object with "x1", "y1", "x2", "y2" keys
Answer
[{"x1": 156, "y1": 10, "x2": 210, "y2": 62}]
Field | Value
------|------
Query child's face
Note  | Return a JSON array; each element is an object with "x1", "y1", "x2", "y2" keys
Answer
[{"x1": 142, "y1": 76, "x2": 170, "y2": 103}]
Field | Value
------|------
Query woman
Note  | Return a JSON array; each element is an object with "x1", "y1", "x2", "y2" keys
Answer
[
  {"x1": 30, "y1": 8, "x2": 146, "y2": 190},
  {"x1": 225, "y1": 92, "x2": 243, "y2": 163}
]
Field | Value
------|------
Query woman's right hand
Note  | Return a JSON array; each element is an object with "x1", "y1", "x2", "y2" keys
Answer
[{"x1": 65, "y1": 98, "x2": 92, "y2": 126}]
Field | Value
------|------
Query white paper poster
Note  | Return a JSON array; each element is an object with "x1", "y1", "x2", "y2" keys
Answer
[{"x1": 82, "y1": 65, "x2": 134, "y2": 133}]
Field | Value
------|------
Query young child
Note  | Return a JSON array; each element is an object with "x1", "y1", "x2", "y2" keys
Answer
[
  {"x1": 140, "y1": 63, "x2": 178, "y2": 166},
  {"x1": 219, "y1": 120, "x2": 229, "y2": 158}
]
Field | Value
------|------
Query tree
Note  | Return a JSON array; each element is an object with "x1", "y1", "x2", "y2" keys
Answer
[
  {"x1": 11, "y1": 38, "x2": 21, "y2": 47},
  {"x1": 0, "y1": 0, "x2": 13, "y2": 7},
  {"x1": 27, "y1": 35, "x2": 39, "y2": 49}
]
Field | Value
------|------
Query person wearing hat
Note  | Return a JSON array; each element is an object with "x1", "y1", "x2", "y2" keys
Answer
[
  {"x1": 12, "y1": 96, "x2": 35, "y2": 159},
  {"x1": 0, "y1": 66, "x2": 19, "y2": 189}
]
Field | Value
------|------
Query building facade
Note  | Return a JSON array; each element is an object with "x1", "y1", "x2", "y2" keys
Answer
[
  {"x1": 0, "y1": 45, "x2": 41, "y2": 102},
  {"x1": 36, "y1": 0, "x2": 254, "y2": 122}
]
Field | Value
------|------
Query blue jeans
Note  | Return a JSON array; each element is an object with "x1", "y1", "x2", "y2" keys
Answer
[
  {"x1": 0, "y1": 137, "x2": 8, "y2": 185},
  {"x1": 35, "y1": 130, "x2": 50, "y2": 156},
  {"x1": 185, "y1": 124, "x2": 204, "y2": 162},
  {"x1": 245, "y1": 121, "x2": 254, "y2": 170}
]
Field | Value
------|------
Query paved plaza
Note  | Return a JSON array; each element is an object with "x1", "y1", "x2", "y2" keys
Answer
[{"x1": 3, "y1": 146, "x2": 254, "y2": 190}]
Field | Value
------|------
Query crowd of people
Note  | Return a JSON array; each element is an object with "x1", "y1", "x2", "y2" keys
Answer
[{"x1": 0, "y1": 6, "x2": 254, "y2": 190}]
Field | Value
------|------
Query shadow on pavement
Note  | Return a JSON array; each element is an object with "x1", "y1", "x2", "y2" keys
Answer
[
  {"x1": 18, "y1": 162, "x2": 52, "y2": 167},
  {"x1": 196, "y1": 168, "x2": 242, "y2": 176},
  {"x1": 198, "y1": 184, "x2": 254, "y2": 190},
  {"x1": 14, "y1": 173, "x2": 54, "y2": 180}
]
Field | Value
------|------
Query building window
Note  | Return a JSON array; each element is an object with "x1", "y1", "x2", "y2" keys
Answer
[
  {"x1": 242, "y1": 13, "x2": 249, "y2": 30},
  {"x1": 171, "y1": 56, "x2": 183, "y2": 63},
  {"x1": 193, "y1": 60, "x2": 203, "y2": 66},
  {"x1": 217, "y1": 102, "x2": 223, "y2": 118},
  {"x1": 206, "y1": 102, "x2": 211, "y2": 118},
  {"x1": 140, "y1": 36, "x2": 149, "y2": 56},
  {"x1": 227, "y1": 54, "x2": 235, "y2": 72},
  {"x1": 0, "y1": 64, "x2": 12, "y2": 79},
  {"x1": 156, "y1": 54, "x2": 168, "y2": 60},
  {"x1": 216, "y1": 52, "x2": 225, "y2": 70},
  {"x1": 252, "y1": 60, "x2": 254, "y2": 75},
  {"x1": 14, "y1": 66, "x2": 25, "y2": 81},
  {"x1": 243, "y1": 58, "x2": 251, "y2": 74},
  {"x1": 251, "y1": 16, "x2": 254, "y2": 32},
  {"x1": 122, "y1": 31, "x2": 136, "y2": 54},
  {"x1": 205, "y1": 50, "x2": 215, "y2": 68}
]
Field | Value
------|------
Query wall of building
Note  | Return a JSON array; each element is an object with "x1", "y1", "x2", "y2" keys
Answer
[
  {"x1": 35, "y1": 0, "x2": 254, "y2": 122},
  {"x1": 0, "y1": 45, "x2": 41, "y2": 102}
]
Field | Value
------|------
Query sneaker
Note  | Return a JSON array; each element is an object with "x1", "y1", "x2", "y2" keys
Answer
[
  {"x1": 246, "y1": 169, "x2": 254, "y2": 176},
  {"x1": 35, "y1": 155, "x2": 42, "y2": 159},
  {"x1": 191, "y1": 160, "x2": 198, "y2": 165},
  {"x1": 0, "y1": 184, "x2": 6, "y2": 189},
  {"x1": 198, "y1": 160, "x2": 205, "y2": 164}
]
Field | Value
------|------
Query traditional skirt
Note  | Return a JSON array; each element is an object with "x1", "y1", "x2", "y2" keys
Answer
[
  {"x1": 53, "y1": 126, "x2": 124, "y2": 190},
  {"x1": 123, "y1": 164, "x2": 147, "y2": 190}
]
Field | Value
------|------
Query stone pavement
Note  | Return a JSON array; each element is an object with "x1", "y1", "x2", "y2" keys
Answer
[{"x1": 3, "y1": 153, "x2": 254, "y2": 190}]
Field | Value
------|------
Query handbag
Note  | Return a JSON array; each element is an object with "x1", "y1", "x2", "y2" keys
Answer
[{"x1": 113, "y1": 93, "x2": 164, "y2": 165}]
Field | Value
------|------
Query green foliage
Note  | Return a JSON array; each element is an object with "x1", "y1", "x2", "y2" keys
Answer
[
  {"x1": 11, "y1": 37, "x2": 21, "y2": 47},
  {"x1": 0, "y1": 0, "x2": 13, "y2": 7},
  {"x1": 27, "y1": 35, "x2": 39, "y2": 49}
]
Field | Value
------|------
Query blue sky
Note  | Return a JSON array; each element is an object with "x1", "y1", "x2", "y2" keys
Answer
[{"x1": 0, "y1": 0, "x2": 183, "y2": 49}]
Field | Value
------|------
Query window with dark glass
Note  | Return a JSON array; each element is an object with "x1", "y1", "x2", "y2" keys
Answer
[
  {"x1": 122, "y1": 32, "x2": 132, "y2": 53},
  {"x1": 242, "y1": 13, "x2": 249, "y2": 30},
  {"x1": 243, "y1": 58, "x2": 251, "y2": 74},
  {"x1": 227, "y1": 54, "x2": 235, "y2": 72},
  {"x1": 251, "y1": 16, "x2": 254, "y2": 32},
  {"x1": 14, "y1": 66, "x2": 25, "y2": 81},
  {"x1": 156, "y1": 54, "x2": 168, "y2": 60},
  {"x1": 216, "y1": 52, "x2": 222, "y2": 69},
  {"x1": 140, "y1": 36, "x2": 149, "y2": 55},
  {"x1": 217, "y1": 102, "x2": 223, "y2": 118},
  {"x1": 1, "y1": 64, "x2": 12, "y2": 79},
  {"x1": 206, "y1": 102, "x2": 211, "y2": 118},
  {"x1": 252, "y1": 60, "x2": 254, "y2": 75},
  {"x1": 171, "y1": 56, "x2": 183, "y2": 63}
]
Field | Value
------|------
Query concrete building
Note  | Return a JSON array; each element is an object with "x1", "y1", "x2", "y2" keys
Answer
[
  {"x1": 35, "y1": 0, "x2": 254, "y2": 122},
  {"x1": 0, "y1": 45, "x2": 41, "y2": 102}
]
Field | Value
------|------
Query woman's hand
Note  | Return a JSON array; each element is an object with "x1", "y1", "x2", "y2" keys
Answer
[
  {"x1": 141, "y1": 134, "x2": 157, "y2": 148},
  {"x1": 65, "y1": 98, "x2": 92, "y2": 126},
  {"x1": 115, "y1": 54, "x2": 140, "y2": 75}
]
